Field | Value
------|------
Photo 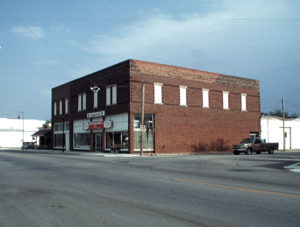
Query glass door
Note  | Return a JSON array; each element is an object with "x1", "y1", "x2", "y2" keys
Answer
[{"x1": 94, "y1": 133, "x2": 102, "y2": 152}]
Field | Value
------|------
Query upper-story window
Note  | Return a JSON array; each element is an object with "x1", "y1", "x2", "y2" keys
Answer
[
  {"x1": 241, "y1": 93, "x2": 247, "y2": 111},
  {"x1": 93, "y1": 92, "x2": 98, "y2": 108},
  {"x1": 54, "y1": 101, "x2": 57, "y2": 116},
  {"x1": 65, "y1": 98, "x2": 69, "y2": 114},
  {"x1": 106, "y1": 84, "x2": 117, "y2": 106},
  {"x1": 180, "y1": 86, "x2": 187, "y2": 106},
  {"x1": 154, "y1": 83, "x2": 163, "y2": 104},
  {"x1": 223, "y1": 91, "x2": 229, "y2": 110},
  {"x1": 202, "y1": 89, "x2": 209, "y2": 108},
  {"x1": 78, "y1": 93, "x2": 86, "y2": 112},
  {"x1": 59, "y1": 100, "x2": 63, "y2": 115}
]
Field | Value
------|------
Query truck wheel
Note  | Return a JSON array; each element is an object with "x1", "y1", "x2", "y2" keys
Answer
[
  {"x1": 256, "y1": 151, "x2": 261, "y2": 154},
  {"x1": 246, "y1": 148, "x2": 252, "y2": 155},
  {"x1": 233, "y1": 150, "x2": 240, "y2": 155},
  {"x1": 268, "y1": 148, "x2": 274, "y2": 154}
]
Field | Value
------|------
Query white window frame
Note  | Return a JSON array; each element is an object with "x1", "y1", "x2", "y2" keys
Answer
[
  {"x1": 82, "y1": 93, "x2": 86, "y2": 110},
  {"x1": 93, "y1": 92, "x2": 98, "y2": 109},
  {"x1": 154, "y1": 83, "x2": 163, "y2": 104},
  {"x1": 202, "y1": 89, "x2": 209, "y2": 108},
  {"x1": 54, "y1": 101, "x2": 57, "y2": 116},
  {"x1": 180, "y1": 86, "x2": 187, "y2": 106},
  {"x1": 106, "y1": 86, "x2": 111, "y2": 106},
  {"x1": 78, "y1": 94, "x2": 82, "y2": 112},
  {"x1": 59, "y1": 100, "x2": 63, "y2": 115},
  {"x1": 223, "y1": 91, "x2": 229, "y2": 110},
  {"x1": 241, "y1": 93, "x2": 247, "y2": 111},
  {"x1": 65, "y1": 98, "x2": 69, "y2": 114},
  {"x1": 112, "y1": 84, "x2": 117, "y2": 104}
]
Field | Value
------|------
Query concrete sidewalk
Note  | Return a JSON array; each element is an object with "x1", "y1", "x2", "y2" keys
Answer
[{"x1": 0, "y1": 148, "x2": 140, "y2": 158}]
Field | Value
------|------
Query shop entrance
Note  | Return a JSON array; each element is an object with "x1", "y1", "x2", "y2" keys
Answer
[{"x1": 93, "y1": 133, "x2": 102, "y2": 152}]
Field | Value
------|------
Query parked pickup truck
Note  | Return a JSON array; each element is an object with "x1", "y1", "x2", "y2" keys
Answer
[{"x1": 232, "y1": 137, "x2": 278, "y2": 155}]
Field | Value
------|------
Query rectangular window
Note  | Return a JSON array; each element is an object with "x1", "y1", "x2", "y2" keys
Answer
[
  {"x1": 223, "y1": 91, "x2": 229, "y2": 110},
  {"x1": 82, "y1": 93, "x2": 86, "y2": 110},
  {"x1": 154, "y1": 83, "x2": 162, "y2": 104},
  {"x1": 78, "y1": 94, "x2": 82, "y2": 112},
  {"x1": 106, "y1": 86, "x2": 111, "y2": 106},
  {"x1": 202, "y1": 89, "x2": 209, "y2": 108},
  {"x1": 59, "y1": 100, "x2": 63, "y2": 115},
  {"x1": 65, "y1": 98, "x2": 69, "y2": 114},
  {"x1": 93, "y1": 92, "x2": 98, "y2": 108},
  {"x1": 74, "y1": 133, "x2": 90, "y2": 148},
  {"x1": 112, "y1": 84, "x2": 117, "y2": 104},
  {"x1": 54, "y1": 102, "x2": 57, "y2": 116},
  {"x1": 180, "y1": 86, "x2": 187, "y2": 106},
  {"x1": 241, "y1": 93, "x2": 247, "y2": 111}
]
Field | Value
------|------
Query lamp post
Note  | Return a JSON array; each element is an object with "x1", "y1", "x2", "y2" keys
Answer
[
  {"x1": 90, "y1": 85, "x2": 100, "y2": 152},
  {"x1": 18, "y1": 112, "x2": 24, "y2": 150}
]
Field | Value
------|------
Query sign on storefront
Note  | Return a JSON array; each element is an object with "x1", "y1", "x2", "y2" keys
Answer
[
  {"x1": 87, "y1": 111, "x2": 105, "y2": 119},
  {"x1": 103, "y1": 120, "x2": 112, "y2": 129},
  {"x1": 89, "y1": 121, "x2": 103, "y2": 130}
]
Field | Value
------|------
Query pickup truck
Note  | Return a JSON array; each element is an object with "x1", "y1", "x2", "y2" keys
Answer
[{"x1": 232, "y1": 137, "x2": 278, "y2": 155}]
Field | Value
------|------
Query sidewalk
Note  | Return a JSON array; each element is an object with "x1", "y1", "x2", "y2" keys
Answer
[{"x1": 0, "y1": 148, "x2": 140, "y2": 158}]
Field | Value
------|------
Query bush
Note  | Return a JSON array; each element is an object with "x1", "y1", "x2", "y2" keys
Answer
[{"x1": 192, "y1": 138, "x2": 229, "y2": 153}]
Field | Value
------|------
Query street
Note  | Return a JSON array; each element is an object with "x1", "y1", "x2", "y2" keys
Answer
[{"x1": 1, "y1": 150, "x2": 300, "y2": 227}]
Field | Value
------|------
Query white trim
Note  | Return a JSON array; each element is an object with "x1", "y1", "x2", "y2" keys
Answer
[
  {"x1": 154, "y1": 83, "x2": 163, "y2": 104},
  {"x1": 202, "y1": 88, "x2": 209, "y2": 108}
]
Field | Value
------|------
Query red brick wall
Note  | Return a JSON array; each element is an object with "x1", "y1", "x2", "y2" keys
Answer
[{"x1": 130, "y1": 60, "x2": 260, "y2": 154}]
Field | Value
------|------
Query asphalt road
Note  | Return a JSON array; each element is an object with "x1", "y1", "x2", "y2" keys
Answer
[{"x1": 1, "y1": 150, "x2": 300, "y2": 227}]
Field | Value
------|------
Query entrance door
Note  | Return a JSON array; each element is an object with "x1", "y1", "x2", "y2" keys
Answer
[{"x1": 94, "y1": 134, "x2": 102, "y2": 152}]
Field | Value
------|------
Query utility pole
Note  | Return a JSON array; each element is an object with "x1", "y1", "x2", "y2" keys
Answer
[
  {"x1": 282, "y1": 98, "x2": 285, "y2": 152},
  {"x1": 140, "y1": 83, "x2": 145, "y2": 156}
]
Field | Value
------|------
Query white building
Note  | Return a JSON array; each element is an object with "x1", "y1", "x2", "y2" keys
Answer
[
  {"x1": 0, "y1": 118, "x2": 45, "y2": 149},
  {"x1": 261, "y1": 115, "x2": 300, "y2": 150}
]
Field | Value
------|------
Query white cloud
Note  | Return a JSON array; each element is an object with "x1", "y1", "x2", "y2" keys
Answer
[
  {"x1": 11, "y1": 26, "x2": 45, "y2": 39},
  {"x1": 79, "y1": 0, "x2": 299, "y2": 76}
]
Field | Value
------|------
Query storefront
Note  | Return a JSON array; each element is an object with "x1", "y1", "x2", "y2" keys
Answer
[
  {"x1": 133, "y1": 114, "x2": 154, "y2": 153},
  {"x1": 72, "y1": 112, "x2": 129, "y2": 152},
  {"x1": 53, "y1": 121, "x2": 70, "y2": 151}
]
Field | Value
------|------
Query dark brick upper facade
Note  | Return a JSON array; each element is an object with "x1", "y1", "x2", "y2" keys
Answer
[{"x1": 52, "y1": 59, "x2": 260, "y2": 154}]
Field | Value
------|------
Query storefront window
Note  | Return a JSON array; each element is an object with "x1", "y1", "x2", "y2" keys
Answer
[
  {"x1": 122, "y1": 132, "x2": 129, "y2": 149},
  {"x1": 105, "y1": 131, "x2": 129, "y2": 150},
  {"x1": 114, "y1": 132, "x2": 121, "y2": 149},
  {"x1": 106, "y1": 132, "x2": 113, "y2": 149},
  {"x1": 54, "y1": 134, "x2": 64, "y2": 147},
  {"x1": 134, "y1": 114, "x2": 154, "y2": 151},
  {"x1": 74, "y1": 133, "x2": 90, "y2": 148}
]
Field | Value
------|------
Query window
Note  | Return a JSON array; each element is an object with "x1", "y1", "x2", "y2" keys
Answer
[
  {"x1": 82, "y1": 93, "x2": 86, "y2": 110},
  {"x1": 59, "y1": 100, "x2": 63, "y2": 115},
  {"x1": 65, "y1": 98, "x2": 69, "y2": 114},
  {"x1": 93, "y1": 92, "x2": 98, "y2": 108},
  {"x1": 154, "y1": 83, "x2": 162, "y2": 104},
  {"x1": 106, "y1": 86, "x2": 111, "y2": 106},
  {"x1": 223, "y1": 91, "x2": 229, "y2": 110},
  {"x1": 74, "y1": 133, "x2": 90, "y2": 148},
  {"x1": 202, "y1": 89, "x2": 209, "y2": 108},
  {"x1": 180, "y1": 86, "x2": 187, "y2": 106},
  {"x1": 106, "y1": 84, "x2": 117, "y2": 106},
  {"x1": 241, "y1": 93, "x2": 247, "y2": 111},
  {"x1": 112, "y1": 84, "x2": 117, "y2": 104},
  {"x1": 54, "y1": 101, "x2": 57, "y2": 116},
  {"x1": 78, "y1": 94, "x2": 82, "y2": 112},
  {"x1": 78, "y1": 93, "x2": 86, "y2": 112},
  {"x1": 133, "y1": 114, "x2": 154, "y2": 151}
]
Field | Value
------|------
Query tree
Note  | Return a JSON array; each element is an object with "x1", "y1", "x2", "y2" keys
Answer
[{"x1": 265, "y1": 109, "x2": 298, "y2": 118}]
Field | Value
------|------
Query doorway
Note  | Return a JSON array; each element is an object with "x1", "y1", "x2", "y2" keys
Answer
[{"x1": 93, "y1": 133, "x2": 102, "y2": 152}]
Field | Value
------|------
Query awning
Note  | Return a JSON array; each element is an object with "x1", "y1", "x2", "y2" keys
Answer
[{"x1": 32, "y1": 129, "x2": 51, "y2": 137}]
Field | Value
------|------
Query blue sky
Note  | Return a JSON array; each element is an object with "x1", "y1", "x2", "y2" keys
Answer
[{"x1": 0, "y1": 0, "x2": 299, "y2": 120}]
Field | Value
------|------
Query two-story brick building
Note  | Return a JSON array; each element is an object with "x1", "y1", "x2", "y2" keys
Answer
[{"x1": 52, "y1": 59, "x2": 260, "y2": 154}]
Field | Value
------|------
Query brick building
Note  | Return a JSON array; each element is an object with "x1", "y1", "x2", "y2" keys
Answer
[{"x1": 51, "y1": 59, "x2": 260, "y2": 154}]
